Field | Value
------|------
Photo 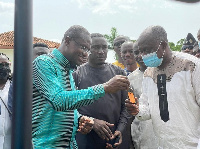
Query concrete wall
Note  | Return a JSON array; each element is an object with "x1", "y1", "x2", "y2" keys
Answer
[{"x1": 0, "y1": 49, "x2": 14, "y2": 72}]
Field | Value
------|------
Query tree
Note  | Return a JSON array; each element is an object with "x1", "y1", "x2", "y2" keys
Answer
[
  {"x1": 104, "y1": 27, "x2": 118, "y2": 50},
  {"x1": 169, "y1": 39, "x2": 184, "y2": 52}
]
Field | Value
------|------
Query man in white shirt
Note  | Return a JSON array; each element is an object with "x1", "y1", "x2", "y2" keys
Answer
[
  {"x1": 126, "y1": 25, "x2": 200, "y2": 149},
  {"x1": 128, "y1": 42, "x2": 158, "y2": 149},
  {"x1": 0, "y1": 53, "x2": 12, "y2": 149}
]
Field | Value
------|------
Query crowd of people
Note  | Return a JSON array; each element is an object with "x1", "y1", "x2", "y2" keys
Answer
[{"x1": 0, "y1": 25, "x2": 200, "y2": 149}]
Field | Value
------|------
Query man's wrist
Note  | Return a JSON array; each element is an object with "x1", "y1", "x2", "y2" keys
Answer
[{"x1": 103, "y1": 83, "x2": 108, "y2": 93}]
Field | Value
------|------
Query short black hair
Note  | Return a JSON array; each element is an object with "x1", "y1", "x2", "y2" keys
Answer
[
  {"x1": 33, "y1": 42, "x2": 49, "y2": 49},
  {"x1": 63, "y1": 25, "x2": 90, "y2": 42},
  {"x1": 91, "y1": 33, "x2": 104, "y2": 38},
  {"x1": 113, "y1": 35, "x2": 130, "y2": 45},
  {"x1": 0, "y1": 53, "x2": 10, "y2": 61}
]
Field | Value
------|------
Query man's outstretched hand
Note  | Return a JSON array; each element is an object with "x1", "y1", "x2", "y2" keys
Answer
[{"x1": 103, "y1": 75, "x2": 130, "y2": 94}]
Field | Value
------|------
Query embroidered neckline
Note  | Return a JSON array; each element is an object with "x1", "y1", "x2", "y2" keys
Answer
[{"x1": 144, "y1": 55, "x2": 196, "y2": 84}]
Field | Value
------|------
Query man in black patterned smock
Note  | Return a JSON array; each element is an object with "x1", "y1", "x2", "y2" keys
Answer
[{"x1": 74, "y1": 33, "x2": 131, "y2": 149}]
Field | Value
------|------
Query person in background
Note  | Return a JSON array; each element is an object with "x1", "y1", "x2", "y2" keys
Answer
[
  {"x1": 194, "y1": 29, "x2": 200, "y2": 58},
  {"x1": 74, "y1": 33, "x2": 131, "y2": 149},
  {"x1": 112, "y1": 36, "x2": 130, "y2": 69},
  {"x1": 121, "y1": 41, "x2": 137, "y2": 76},
  {"x1": 8, "y1": 42, "x2": 50, "y2": 114},
  {"x1": 181, "y1": 33, "x2": 196, "y2": 56},
  {"x1": 32, "y1": 42, "x2": 50, "y2": 60},
  {"x1": 126, "y1": 25, "x2": 200, "y2": 148},
  {"x1": 31, "y1": 25, "x2": 129, "y2": 148},
  {"x1": 119, "y1": 41, "x2": 137, "y2": 149},
  {"x1": 128, "y1": 42, "x2": 158, "y2": 149},
  {"x1": 193, "y1": 41, "x2": 200, "y2": 58},
  {"x1": 0, "y1": 53, "x2": 12, "y2": 149}
]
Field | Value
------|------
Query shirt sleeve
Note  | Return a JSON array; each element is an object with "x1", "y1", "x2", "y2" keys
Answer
[
  {"x1": 192, "y1": 62, "x2": 200, "y2": 106},
  {"x1": 33, "y1": 58, "x2": 105, "y2": 111},
  {"x1": 8, "y1": 81, "x2": 13, "y2": 118},
  {"x1": 136, "y1": 78, "x2": 151, "y2": 121},
  {"x1": 191, "y1": 62, "x2": 200, "y2": 141},
  {"x1": 116, "y1": 90, "x2": 132, "y2": 133}
]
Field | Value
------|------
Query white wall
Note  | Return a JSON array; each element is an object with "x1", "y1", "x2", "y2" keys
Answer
[{"x1": 106, "y1": 49, "x2": 116, "y2": 64}]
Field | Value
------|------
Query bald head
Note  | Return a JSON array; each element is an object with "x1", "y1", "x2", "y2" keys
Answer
[{"x1": 138, "y1": 25, "x2": 168, "y2": 47}]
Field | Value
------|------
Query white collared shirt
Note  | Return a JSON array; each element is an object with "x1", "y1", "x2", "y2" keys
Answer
[{"x1": 0, "y1": 80, "x2": 11, "y2": 149}]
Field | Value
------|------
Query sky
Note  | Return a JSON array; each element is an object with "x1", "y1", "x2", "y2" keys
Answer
[{"x1": 0, "y1": 0, "x2": 200, "y2": 62}]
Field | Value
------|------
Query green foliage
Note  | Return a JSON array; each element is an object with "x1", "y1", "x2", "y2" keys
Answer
[
  {"x1": 131, "y1": 40, "x2": 136, "y2": 43},
  {"x1": 169, "y1": 39, "x2": 184, "y2": 52},
  {"x1": 104, "y1": 27, "x2": 118, "y2": 49},
  {"x1": 104, "y1": 27, "x2": 184, "y2": 53}
]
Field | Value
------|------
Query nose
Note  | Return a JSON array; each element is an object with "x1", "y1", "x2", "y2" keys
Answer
[
  {"x1": 82, "y1": 51, "x2": 88, "y2": 57},
  {"x1": 98, "y1": 48, "x2": 104, "y2": 54},
  {"x1": 184, "y1": 48, "x2": 190, "y2": 52},
  {"x1": 125, "y1": 52, "x2": 131, "y2": 57},
  {"x1": 196, "y1": 53, "x2": 200, "y2": 58}
]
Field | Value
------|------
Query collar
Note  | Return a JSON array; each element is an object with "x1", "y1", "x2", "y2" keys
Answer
[{"x1": 51, "y1": 49, "x2": 70, "y2": 70}]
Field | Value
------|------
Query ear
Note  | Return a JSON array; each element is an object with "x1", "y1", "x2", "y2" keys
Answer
[
  {"x1": 63, "y1": 36, "x2": 70, "y2": 46},
  {"x1": 9, "y1": 61, "x2": 11, "y2": 67}
]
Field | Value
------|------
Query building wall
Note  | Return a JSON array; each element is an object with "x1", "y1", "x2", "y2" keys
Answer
[{"x1": 0, "y1": 49, "x2": 14, "y2": 72}]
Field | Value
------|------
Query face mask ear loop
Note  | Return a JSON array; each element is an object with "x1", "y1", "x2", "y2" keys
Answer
[
  {"x1": 156, "y1": 41, "x2": 165, "y2": 59},
  {"x1": 162, "y1": 49, "x2": 165, "y2": 58}
]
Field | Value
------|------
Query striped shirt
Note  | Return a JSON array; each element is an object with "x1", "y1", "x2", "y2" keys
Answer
[{"x1": 32, "y1": 49, "x2": 105, "y2": 148}]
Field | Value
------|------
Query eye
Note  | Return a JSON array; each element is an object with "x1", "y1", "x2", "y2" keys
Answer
[
  {"x1": 134, "y1": 51, "x2": 139, "y2": 55},
  {"x1": 102, "y1": 45, "x2": 108, "y2": 50},
  {"x1": 37, "y1": 52, "x2": 47, "y2": 56}
]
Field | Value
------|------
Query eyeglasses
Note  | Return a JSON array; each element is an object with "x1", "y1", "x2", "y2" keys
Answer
[
  {"x1": 181, "y1": 45, "x2": 193, "y2": 50},
  {"x1": 0, "y1": 63, "x2": 9, "y2": 68},
  {"x1": 72, "y1": 38, "x2": 90, "y2": 53},
  {"x1": 91, "y1": 45, "x2": 108, "y2": 51},
  {"x1": 113, "y1": 41, "x2": 126, "y2": 48}
]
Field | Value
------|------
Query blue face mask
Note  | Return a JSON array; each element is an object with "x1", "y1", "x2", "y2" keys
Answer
[
  {"x1": 142, "y1": 42, "x2": 165, "y2": 67},
  {"x1": 142, "y1": 52, "x2": 163, "y2": 67}
]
